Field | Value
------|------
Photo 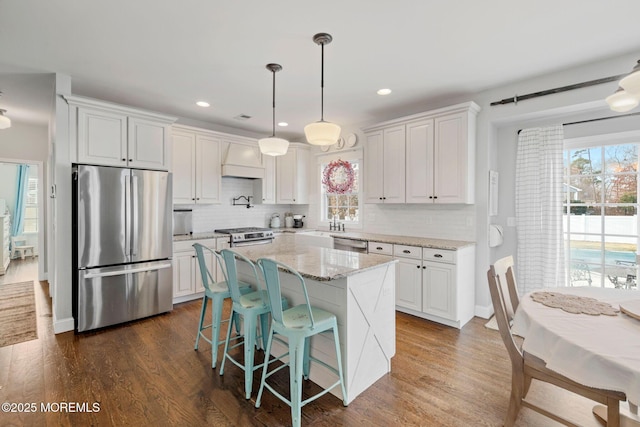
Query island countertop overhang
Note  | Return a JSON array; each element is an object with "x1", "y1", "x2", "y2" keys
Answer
[{"x1": 228, "y1": 235, "x2": 397, "y2": 282}]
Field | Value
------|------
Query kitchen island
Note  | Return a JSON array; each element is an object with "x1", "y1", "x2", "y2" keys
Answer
[{"x1": 230, "y1": 234, "x2": 397, "y2": 404}]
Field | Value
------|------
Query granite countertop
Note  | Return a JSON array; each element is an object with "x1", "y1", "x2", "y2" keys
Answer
[
  {"x1": 173, "y1": 228, "x2": 474, "y2": 250},
  {"x1": 272, "y1": 227, "x2": 310, "y2": 234},
  {"x1": 323, "y1": 231, "x2": 474, "y2": 250},
  {"x1": 229, "y1": 234, "x2": 397, "y2": 282},
  {"x1": 173, "y1": 232, "x2": 229, "y2": 242}
]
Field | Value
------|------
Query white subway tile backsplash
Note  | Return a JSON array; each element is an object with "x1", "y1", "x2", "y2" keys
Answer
[
  {"x1": 184, "y1": 177, "x2": 296, "y2": 232},
  {"x1": 190, "y1": 178, "x2": 475, "y2": 241}
]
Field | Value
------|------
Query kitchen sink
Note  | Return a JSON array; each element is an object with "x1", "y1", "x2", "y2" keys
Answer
[{"x1": 295, "y1": 230, "x2": 336, "y2": 248}]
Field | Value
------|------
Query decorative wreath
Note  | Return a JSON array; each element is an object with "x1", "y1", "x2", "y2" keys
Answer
[{"x1": 322, "y1": 159, "x2": 355, "y2": 194}]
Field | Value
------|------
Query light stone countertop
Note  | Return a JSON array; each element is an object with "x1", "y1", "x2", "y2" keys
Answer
[
  {"x1": 173, "y1": 229, "x2": 475, "y2": 250},
  {"x1": 320, "y1": 231, "x2": 474, "y2": 250},
  {"x1": 228, "y1": 234, "x2": 397, "y2": 282},
  {"x1": 172, "y1": 232, "x2": 229, "y2": 242}
]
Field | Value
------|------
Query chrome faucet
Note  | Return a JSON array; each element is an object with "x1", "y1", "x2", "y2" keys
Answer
[{"x1": 329, "y1": 217, "x2": 345, "y2": 232}]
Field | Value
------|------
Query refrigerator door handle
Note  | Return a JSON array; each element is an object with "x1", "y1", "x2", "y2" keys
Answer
[
  {"x1": 132, "y1": 174, "x2": 139, "y2": 256},
  {"x1": 83, "y1": 263, "x2": 172, "y2": 279},
  {"x1": 124, "y1": 174, "x2": 131, "y2": 256}
]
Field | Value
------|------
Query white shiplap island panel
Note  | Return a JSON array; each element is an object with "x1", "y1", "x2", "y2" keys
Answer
[{"x1": 230, "y1": 234, "x2": 397, "y2": 404}]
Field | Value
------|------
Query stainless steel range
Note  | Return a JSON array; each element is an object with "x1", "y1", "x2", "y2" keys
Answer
[{"x1": 215, "y1": 227, "x2": 274, "y2": 247}]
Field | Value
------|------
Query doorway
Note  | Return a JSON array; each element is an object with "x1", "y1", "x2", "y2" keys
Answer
[
  {"x1": 564, "y1": 135, "x2": 639, "y2": 289},
  {"x1": 0, "y1": 160, "x2": 45, "y2": 282}
]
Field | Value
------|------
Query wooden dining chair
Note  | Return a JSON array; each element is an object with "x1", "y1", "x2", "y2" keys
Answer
[{"x1": 488, "y1": 256, "x2": 626, "y2": 427}]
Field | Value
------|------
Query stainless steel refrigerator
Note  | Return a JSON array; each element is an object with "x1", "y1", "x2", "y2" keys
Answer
[{"x1": 73, "y1": 164, "x2": 173, "y2": 332}]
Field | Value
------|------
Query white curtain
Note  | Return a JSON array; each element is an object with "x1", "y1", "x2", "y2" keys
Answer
[{"x1": 515, "y1": 125, "x2": 565, "y2": 294}]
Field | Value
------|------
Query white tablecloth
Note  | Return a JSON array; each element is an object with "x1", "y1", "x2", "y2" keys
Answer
[{"x1": 512, "y1": 287, "x2": 640, "y2": 405}]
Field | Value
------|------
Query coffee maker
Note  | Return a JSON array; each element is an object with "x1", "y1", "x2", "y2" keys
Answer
[{"x1": 292, "y1": 214, "x2": 305, "y2": 228}]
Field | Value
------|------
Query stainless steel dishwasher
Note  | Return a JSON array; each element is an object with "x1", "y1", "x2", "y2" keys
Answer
[{"x1": 333, "y1": 237, "x2": 368, "y2": 253}]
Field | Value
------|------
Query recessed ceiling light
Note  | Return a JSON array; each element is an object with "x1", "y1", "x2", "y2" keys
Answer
[
  {"x1": 278, "y1": 122, "x2": 288, "y2": 127},
  {"x1": 196, "y1": 101, "x2": 210, "y2": 107},
  {"x1": 377, "y1": 88, "x2": 392, "y2": 96}
]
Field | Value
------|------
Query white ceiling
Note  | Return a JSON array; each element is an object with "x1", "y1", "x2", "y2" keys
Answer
[{"x1": 1, "y1": 1, "x2": 639, "y2": 139}]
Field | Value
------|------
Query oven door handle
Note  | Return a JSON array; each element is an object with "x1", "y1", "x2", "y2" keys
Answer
[{"x1": 232, "y1": 239, "x2": 273, "y2": 247}]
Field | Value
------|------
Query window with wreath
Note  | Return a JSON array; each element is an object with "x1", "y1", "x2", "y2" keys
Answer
[{"x1": 320, "y1": 156, "x2": 361, "y2": 225}]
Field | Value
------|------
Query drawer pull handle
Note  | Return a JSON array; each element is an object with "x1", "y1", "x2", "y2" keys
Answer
[
  {"x1": 403, "y1": 249, "x2": 411, "y2": 254},
  {"x1": 434, "y1": 254, "x2": 443, "y2": 258},
  {"x1": 376, "y1": 247, "x2": 383, "y2": 250}
]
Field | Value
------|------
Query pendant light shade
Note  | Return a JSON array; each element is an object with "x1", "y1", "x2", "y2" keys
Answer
[
  {"x1": 619, "y1": 60, "x2": 640, "y2": 96},
  {"x1": 606, "y1": 87, "x2": 639, "y2": 113},
  {"x1": 258, "y1": 136, "x2": 289, "y2": 156},
  {"x1": 258, "y1": 63, "x2": 289, "y2": 156},
  {"x1": 305, "y1": 33, "x2": 341, "y2": 146},
  {"x1": 0, "y1": 109, "x2": 10, "y2": 130},
  {"x1": 304, "y1": 121, "x2": 341, "y2": 146}
]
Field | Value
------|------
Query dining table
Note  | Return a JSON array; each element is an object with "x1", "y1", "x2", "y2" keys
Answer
[{"x1": 511, "y1": 286, "x2": 640, "y2": 425}]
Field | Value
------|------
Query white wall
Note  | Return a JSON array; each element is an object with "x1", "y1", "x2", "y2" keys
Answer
[{"x1": 0, "y1": 164, "x2": 18, "y2": 212}]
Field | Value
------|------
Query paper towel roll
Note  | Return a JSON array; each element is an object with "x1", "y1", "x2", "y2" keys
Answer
[{"x1": 489, "y1": 224, "x2": 504, "y2": 247}]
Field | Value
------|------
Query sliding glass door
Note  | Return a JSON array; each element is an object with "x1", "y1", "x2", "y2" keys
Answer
[{"x1": 564, "y1": 136, "x2": 639, "y2": 289}]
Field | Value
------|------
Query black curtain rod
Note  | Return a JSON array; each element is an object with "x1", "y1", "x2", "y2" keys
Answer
[
  {"x1": 517, "y1": 111, "x2": 640, "y2": 134},
  {"x1": 491, "y1": 73, "x2": 626, "y2": 107}
]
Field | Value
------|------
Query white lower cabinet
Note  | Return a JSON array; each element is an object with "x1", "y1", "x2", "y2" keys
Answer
[
  {"x1": 393, "y1": 243, "x2": 475, "y2": 329},
  {"x1": 396, "y1": 257, "x2": 422, "y2": 312},
  {"x1": 172, "y1": 238, "x2": 217, "y2": 304}
]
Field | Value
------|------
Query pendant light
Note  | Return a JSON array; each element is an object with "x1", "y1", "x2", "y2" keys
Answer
[
  {"x1": 607, "y1": 59, "x2": 640, "y2": 112},
  {"x1": 0, "y1": 109, "x2": 11, "y2": 130},
  {"x1": 620, "y1": 59, "x2": 640, "y2": 96},
  {"x1": 606, "y1": 87, "x2": 639, "y2": 112},
  {"x1": 258, "y1": 63, "x2": 289, "y2": 156},
  {"x1": 304, "y1": 33, "x2": 341, "y2": 146}
]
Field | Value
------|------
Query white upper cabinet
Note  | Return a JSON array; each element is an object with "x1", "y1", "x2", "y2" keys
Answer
[
  {"x1": 128, "y1": 116, "x2": 171, "y2": 170},
  {"x1": 364, "y1": 125, "x2": 406, "y2": 203},
  {"x1": 254, "y1": 154, "x2": 276, "y2": 204},
  {"x1": 276, "y1": 143, "x2": 310, "y2": 204},
  {"x1": 171, "y1": 126, "x2": 221, "y2": 204},
  {"x1": 364, "y1": 101, "x2": 479, "y2": 205},
  {"x1": 433, "y1": 112, "x2": 474, "y2": 203},
  {"x1": 405, "y1": 119, "x2": 434, "y2": 203},
  {"x1": 66, "y1": 95, "x2": 176, "y2": 171}
]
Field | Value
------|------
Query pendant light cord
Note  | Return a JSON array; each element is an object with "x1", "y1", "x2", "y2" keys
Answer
[
  {"x1": 320, "y1": 41, "x2": 325, "y2": 122},
  {"x1": 271, "y1": 68, "x2": 276, "y2": 137}
]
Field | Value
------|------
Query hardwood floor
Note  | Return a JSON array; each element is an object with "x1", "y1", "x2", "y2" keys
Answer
[{"x1": 0, "y1": 258, "x2": 612, "y2": 426}]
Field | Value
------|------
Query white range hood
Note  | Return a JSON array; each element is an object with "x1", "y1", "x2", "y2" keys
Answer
[{"x1": 221, "y1": 142, "x2": 265, "y2": 179}]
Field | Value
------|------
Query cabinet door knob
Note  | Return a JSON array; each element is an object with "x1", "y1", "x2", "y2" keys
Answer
[
  {"x1": 383, "y1": 197, "x2": 387, "y2": 200},
  {"x1": 122, "y1": 158, "x2": 126, "y2": 161},
  {"x1": 192, "y1": 198, "x2": 196, "y2": 201},
  {"x1": 433, "y1": 196, "x2": 438, "y2": 199},
  {"x1": 196, "y1": 198, "x2": 200, "y2": 200},
  {"x1": 379, "y1": 197, "x2": 383, "y2": 200},
  {"x1": 422, "y1": 266, "x2": 426, "y2": 269},
  {"x1": 429, "y1": 196, "x2": 433, "y2": 199},
  {"x1": 416, "y1": 265, "x2": 420, "y2": 269},
  {"x1": 129, "y1": 159, "x2": 133, "y2": 162}
]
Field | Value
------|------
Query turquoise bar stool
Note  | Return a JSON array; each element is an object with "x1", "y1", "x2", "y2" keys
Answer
[
  {"x1": 255, "y1": 258, "x2": 347, "y2": 427},
  {"x1": 193, "y1": 243, "x2": 251, "y2": 369},
  {"x1": 219, "y1": 249, "x2": 288, "y2": 399}
]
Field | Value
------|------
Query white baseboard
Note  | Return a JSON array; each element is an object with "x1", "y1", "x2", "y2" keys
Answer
[
  {"x1": 53, "y1": 316, "x2": 74, "y2": 334},
  {"x1": 474, "y1": 304, "x2": 494, "y2": 319}
]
